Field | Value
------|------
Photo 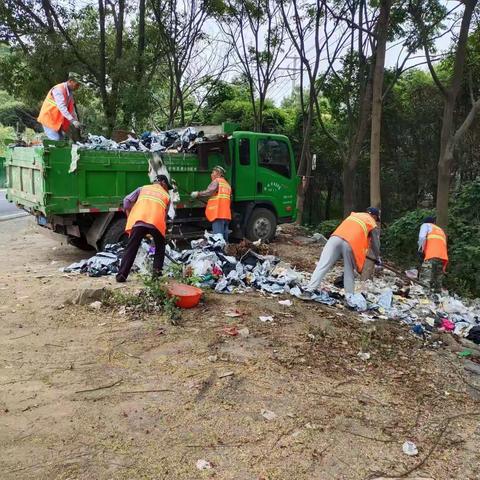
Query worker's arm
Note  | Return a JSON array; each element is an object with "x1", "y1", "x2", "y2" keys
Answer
[
  {"x1": 123, "y1": 187, "x2": 141, "y2": 216},
  {"x1": 196, "y1": 180, "x2": 219, "y2": 199},
  {"x1": 369, "y1": 227, "x2": 381, "y2": 260},
  {"x1": 51, "y1": 85, "x2": 76, "y2": 122},
  {"x1": 418, "y1": 223, "x2": 432, "y2": 252}
]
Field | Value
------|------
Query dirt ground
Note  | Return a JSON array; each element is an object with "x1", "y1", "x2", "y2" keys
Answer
[{"x1": 1, "y1": 218, "x2": 480, "y2": 480}]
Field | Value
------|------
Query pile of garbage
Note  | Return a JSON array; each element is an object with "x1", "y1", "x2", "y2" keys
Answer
[
  {"x1": 62, "y1": 232, "x2": 480, "y2": 344},
  {"x1": 76, "y1": 127, "x2": 216, "y2": 154}
]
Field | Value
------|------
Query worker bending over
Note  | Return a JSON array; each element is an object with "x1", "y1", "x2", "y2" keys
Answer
[
  {"x1": 418, "y1": 216, "x2": 448, "y2": 291},
  {"x1": 306, "y1": 207, "x2": 381, "y2": 294},
  {"x1": 116, "y1": 174, "x2": 172, "y2": 282},
  {"x1": 191, "y1": 166, "x2": 232, "y2": 242},
  {"x1": 37, "y1": 72, "x2": 82, "y2": 140}
]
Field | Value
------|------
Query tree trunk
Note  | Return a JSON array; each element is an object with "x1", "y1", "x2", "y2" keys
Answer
[
  {"x1": 434, "y1": 0, "x2": 477, "y2": 229},
  {"x1": 343, "y1": 65, "x2": 373, "y2": 216},
  {"x1": 136, "y1": 0, "x2": 146, "y2": 81},
  {"x1": 369, "y1": 0, "x2": 391, "y2": 210}
]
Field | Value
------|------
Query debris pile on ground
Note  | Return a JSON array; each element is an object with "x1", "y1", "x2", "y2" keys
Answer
[
  {"x1": 76, "y1": 127, "x2": 225, "y2": 154},
  {"x1": 63, "y1": 232, "x2": 480, "y2": 343},
  {"x1": 225, "y1": 238, "x2": 276, "y2": 258},
  {"x1": 62, "y1": 243, "x2": 124, "y2": 276}
]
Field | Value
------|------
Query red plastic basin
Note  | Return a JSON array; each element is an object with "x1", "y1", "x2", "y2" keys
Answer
[{"x1": 167, "y1": 282, "x2": 203, "y2": 308}]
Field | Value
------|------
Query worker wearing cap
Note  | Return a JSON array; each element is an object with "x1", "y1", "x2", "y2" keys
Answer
[
  {"x1": 306, "y1": 207, "x2": 381, "y2": 295},
  {"x1": 191, "y1": 166, "x2": 232, "y2": 242},
  {"x1": 116, "y1": 174, "x2": 172, "y2": 282},
  {"x1": 418, "y1": 216, "x2": 448, "y2": 291},
  {"x1": 37, "y1": 72, "x2": 82, "y2": 140}
]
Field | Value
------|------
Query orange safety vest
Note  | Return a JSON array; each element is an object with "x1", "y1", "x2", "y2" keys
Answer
[
  {"x1": 37, "y1": 82, "x2": 75, "y2": 132},
  {"x1": 125, "y1": 184, "x2": 170, "y2": 236},
  {"x1": 423, "y1": 224, "x2": 448, "y2": 271},
  {"x1": 332, "y1": 212, "x2": 377, "y2": 272},
  {"x1": 205, "y1": 177, "x2": 232, "y2": 222}
]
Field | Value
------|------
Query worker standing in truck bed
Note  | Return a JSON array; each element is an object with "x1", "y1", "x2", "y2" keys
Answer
[
  {"x1": 191, "y1": 166, "x2": 232, "y2": 242},
  {"x1": 37, "y1": 72, "x2": 82, "y2": 140}
]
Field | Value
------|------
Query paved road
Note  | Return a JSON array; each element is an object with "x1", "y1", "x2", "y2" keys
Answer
[{"x1": 0, "y1": 189, "x2": 26, "y2": 220}]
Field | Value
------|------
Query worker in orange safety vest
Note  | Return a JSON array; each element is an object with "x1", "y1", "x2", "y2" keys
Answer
[
  {"x1": 190, "y1": 165, "x2": 232, "y2": 242},
  {"x1": 37, "y1": 72, "x2": 82, "y2": 140},
  {"x1": 116, "y1": 174, "x2": 172, "y2": 282},
  {"x1": 306, "y1": 207, "x2": 381, "y2": 295},
  {"x1": 418, "y1": 216, "x2": 448, "y2": 291}
]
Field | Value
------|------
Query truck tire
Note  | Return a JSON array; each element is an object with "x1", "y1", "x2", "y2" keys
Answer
[
  {"x1": 67, "y1": 236, "x2": 95, "y2": 251},
  {"x1": 100, "y1": 217, "x2": 128, "y2": 251},
  {"x1": 246, "y1": 208, "x2": 277, "y2": 242}
]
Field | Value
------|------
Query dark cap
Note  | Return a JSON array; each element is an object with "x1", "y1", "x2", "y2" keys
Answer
[
  {"x1": 155, "y1": 174, "x2": 173, "y2": 190},
  {"x1": 366, "y1": 207, "x2": 380, "y2": 219},
  {"x1": 423, "y1": 216, "x2": 436, "y2": 224}
]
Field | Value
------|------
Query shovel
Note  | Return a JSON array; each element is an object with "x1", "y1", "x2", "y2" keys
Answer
[{"x1": 367, "y1": 256, "x2": 429, "y2": 288}]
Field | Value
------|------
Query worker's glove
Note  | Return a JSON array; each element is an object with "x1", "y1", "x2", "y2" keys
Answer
[
  {"x1": 190, "y1": 191, "x2": 199, "y2": 199},
  {"x1": 375, "y1": 258, "x2": 383, "y2": 268},
  {"x1": 72, "y1": 120, "x2": 81, "y2": 129}
]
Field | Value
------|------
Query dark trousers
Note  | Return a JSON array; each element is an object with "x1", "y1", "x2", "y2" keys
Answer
[{"x1": 118, "y1": 226, "x2": 166, "y2": 279}]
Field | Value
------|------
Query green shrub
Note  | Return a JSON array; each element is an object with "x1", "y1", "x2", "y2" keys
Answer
[{"x1": 383, "y1": 181, "x2": 480, "y2": 297}]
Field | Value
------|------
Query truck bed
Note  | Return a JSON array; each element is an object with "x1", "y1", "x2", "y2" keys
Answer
[{"x1": 6, "y1": 141, "x2": 227, "y2": 216}]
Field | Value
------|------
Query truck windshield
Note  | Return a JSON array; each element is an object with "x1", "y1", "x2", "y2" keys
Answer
[{"x1": 257, "y1": 139, "x2": 291, "y2": 178}]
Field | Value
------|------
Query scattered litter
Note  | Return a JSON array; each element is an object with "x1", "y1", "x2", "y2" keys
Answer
[
  {"x1": 261, "y1": 409, "x2": 277, "y2": 421},
  {"x1": 405, "y1": 269, "x2": 418, "y2": 279},
  {"x1": 346, "y1": 293, "x2": 368, "y2": 312},
  {"x1": 357, "y1": 352, "x2": 371, "y2": 361},
  {"x1": 89, "y1": 301, "x2": 102, "y2": 310},
  {"x1": 311, "y1": 232, "x2": 328, "y2": 244},
  {"x1": 467, "y1": 326, "x2": 480, "y2": 345},
  {"x1": 62, "y1": 231, "x2": 480, "y2": 345},
  {"x1": 223, "y1": 326, "x2": 239, "y2": 336},
  {"x1": 402, "y1": 440, "x2": 418, "y2": 456},
  {"x1": 458, "y1": 349, "x2": 473, "y2": 358},
  {"x1": 196, "y1": 459, "x2": 213, "y2": 470},
  {"x1": 238, "y1": 327, "x2": 250, "y2": 337},
  {"x1": 97, "y1": 322, "x2": 107, "y2": 326},
  {"x1": 218, "y1": 371, "x2": 234, "y2": 379},
  {"x1": 377, "y1": 289, "x2": 393, "y2": 309},
  {"x1": 207, "y1": 355, "x2": 218, "y2": 362},
  {"x1": 411, "y1": 324, "x2": 425, "y2": 337},
  {"x1": 440, "y1": 318, "x2": 455, "y2": 331}
]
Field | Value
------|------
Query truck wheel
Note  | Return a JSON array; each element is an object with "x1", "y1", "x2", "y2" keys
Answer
[
  {"x1": 100, "y1": 217, "x2": 128, "y2": 251},
  {"x1": 67, "y1": 236, "x2": 95, "y2": 251},
  {"x1": 246, "y1": 208, "x2": 277, "y2": 242}
]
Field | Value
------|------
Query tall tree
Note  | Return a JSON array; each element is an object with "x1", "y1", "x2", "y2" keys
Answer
[
  {"x1": 416, "y1": 0, "x2": 480, "y2": 228},
  {"x1": 220, "y1": 0, "x2": 290, "y2": 132},
  {"x1": 369, "y1": 0, "x2": 392, "y2": 210}
]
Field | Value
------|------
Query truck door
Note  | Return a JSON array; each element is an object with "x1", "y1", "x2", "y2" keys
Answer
[
  {"x1": 232, "y1": 135, "x2": 256, "y2": 201},
  {"x1": 255, "y1": 136, "x2": 296, "y2": 219}
]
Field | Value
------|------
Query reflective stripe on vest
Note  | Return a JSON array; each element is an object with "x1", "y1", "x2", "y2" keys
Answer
[
  {"x1": 206, "y1": 177, "x2": 232, "y2": 222},
  {"x1": 125, "y1": 184, "x2": 170, "y2": 236},
  {"x1": 424, "y1": 224, "x2": 448, "y2": 271},
  {"x1": 37, "y1": 82, "x2": 75, "y2": 132},
  {"x1": 332, "y1": 212, "x2": 377, "y2": 273}
]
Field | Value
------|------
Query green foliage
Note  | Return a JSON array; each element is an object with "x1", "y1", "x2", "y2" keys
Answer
[
  {"x1": 106, "y1": 275, "x2": 181, "y2": 324},
  {"x1": 382, "y1": 208, "x2": 433, "y2": 267},
  {"x1": 383, "y1": 181, "x2": 480, "y2": 297},
  {"x1": 306, "y1": 219, "x2": 342, "y2": 238}
]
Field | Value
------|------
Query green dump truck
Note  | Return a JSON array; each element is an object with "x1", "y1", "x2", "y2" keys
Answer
[{"x1": 5, "y1": 126, "x2": 298, "y2": 249}]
